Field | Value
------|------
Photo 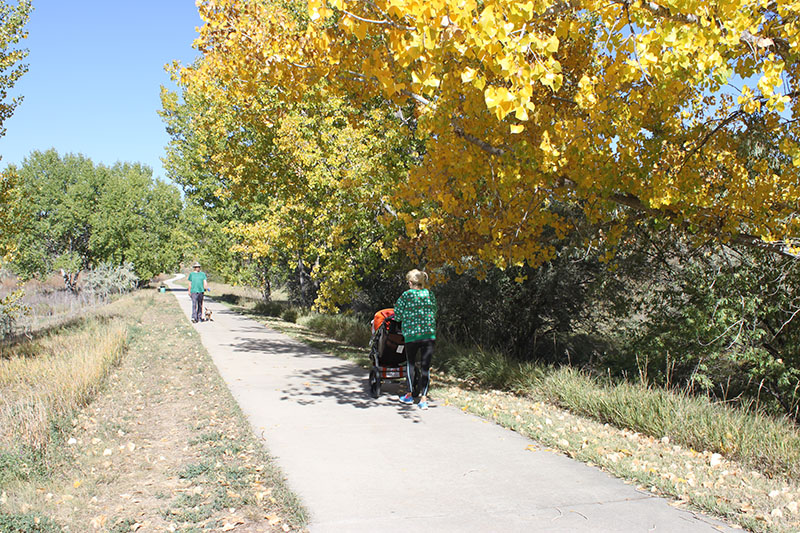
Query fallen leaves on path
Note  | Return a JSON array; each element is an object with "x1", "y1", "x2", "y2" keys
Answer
[{"x1": 435, "y1": 385, "x2": 800, "y2": 533}]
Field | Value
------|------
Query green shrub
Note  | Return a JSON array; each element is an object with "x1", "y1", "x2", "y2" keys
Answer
[
  {"x1": 178, "y1": 461, "x2": 213, "y2": 479},
  {"x1": 0, "y1": 513, "x2": 61, "y2": 532},
  {"x1": 299, "y1": 313, "x2": 371, "y2": 347},
  {"x1": 215, "y1": 293, "x2": 241, "y2": 305},
  {"x1": 0, "y1": 289, "x2": 28, "y2": 339},
  {"x1": 84, "y1": 262, "x2": 139, "y2": 301},
  {"x1": 281, "y1": 308, "x2": 298, "y2": 323},
  {"x1": 254, "y1": 301, "x2": 283, "y2": 317}
]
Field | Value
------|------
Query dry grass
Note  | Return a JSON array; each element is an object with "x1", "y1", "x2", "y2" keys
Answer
[
  {"x1": 1, "y1": 273, "x2": 105, "y2": 337},
  {"x1": 537, "y1": 367, "x2": 800, "y2": 479},
  {"x1": 0, "y1": 309, "x2": 128, "y2": 455},
  {"x1": 0, "y1": 289, "x2": 307, "y2": 531}
]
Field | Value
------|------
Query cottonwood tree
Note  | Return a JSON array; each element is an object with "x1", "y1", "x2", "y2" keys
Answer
[
  {"x1": 0, "y1": 0, "x2": 31, "y2": 259},
  {"x1": 11, "y1": 150, "x2": 185, "y2": 288},
  {"x1": 12, "y1": 150, "x2": 101, "y2": 290},
  {"x1": 181, "y1": 0, "x2": 800, "y2": 273},
  {"x1": 160, "y1": 86, "x2": 279, "y2": 294},
  {"x1": 89, "y1": 163, "x2": 184, "y2": 281},
  {"x1": 162, "y1": 71, "x2": 413, "y2": 309}
]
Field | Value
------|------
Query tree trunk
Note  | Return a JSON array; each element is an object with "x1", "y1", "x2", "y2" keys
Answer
[{"x1": 60, "y1": 268, "x2": 79, "y2": 293}]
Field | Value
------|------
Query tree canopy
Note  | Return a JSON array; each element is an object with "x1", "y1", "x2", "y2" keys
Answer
[
  {"x1": 177, "y1": 0, "x2": 799, "y2": 275},
  {"x1": 162, "y1": 67, "x2": 415, "y2": 309},
  {"x1": 0, "y1": 0, "x2": 31, "y2": 259},
  {"x1": 9, "y1": 150, "x2": 185, "y2": 286},
  {"x1": 0, "y1": 0, "x2": 30, "y2": 138}
]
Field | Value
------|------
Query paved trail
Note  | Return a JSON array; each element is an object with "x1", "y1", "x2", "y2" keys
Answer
[{"x1": 166, "y1": 276, "x2": 733, "y2": 533}]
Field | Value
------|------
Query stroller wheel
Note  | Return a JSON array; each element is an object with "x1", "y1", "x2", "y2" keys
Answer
[{"x1": 369, "y1": 367, "x2": 381, "y2": 398}]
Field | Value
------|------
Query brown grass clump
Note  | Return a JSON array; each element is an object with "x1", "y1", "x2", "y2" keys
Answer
[{"x1": 0, "y1": 315, "x2": 128, "y2": 453}]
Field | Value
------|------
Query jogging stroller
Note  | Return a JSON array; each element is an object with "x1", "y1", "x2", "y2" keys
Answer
[{"x1": 368, "y1": 308, "x2": 418, "y2": 398}]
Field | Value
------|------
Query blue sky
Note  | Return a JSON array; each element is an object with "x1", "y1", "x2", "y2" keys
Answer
[{"x1": 0, "y1": 1, "x2": 203, "y2": 182}]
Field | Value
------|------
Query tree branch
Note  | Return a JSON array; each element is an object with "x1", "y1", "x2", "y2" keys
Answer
[
  {"x1": 341, "y1": 9, "x2": 415, "y2": 31},
  {"x1": 451, "y1": 119, "x2": 507, "y2": 157},
  {"x1": 612, "y1": 0, "x2": 792, "y2": 61},
  {"x1": 400, "y1": 89, "x2": 436, "y2": 109}
]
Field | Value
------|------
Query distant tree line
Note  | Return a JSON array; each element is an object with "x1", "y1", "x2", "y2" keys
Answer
[{"x1": 5, "y1": 149, "x2": 187, "y2": 287}]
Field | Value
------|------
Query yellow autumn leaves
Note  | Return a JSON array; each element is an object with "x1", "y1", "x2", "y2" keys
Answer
[{"x1": 172, "y1": 0, "x2": 800, "y2": 302}]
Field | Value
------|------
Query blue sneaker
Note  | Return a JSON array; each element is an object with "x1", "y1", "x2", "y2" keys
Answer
[
  {"x1": 398, "y1": 393, "x2": 413, "y2": 404},
  {"x1": 418, "y1": 401, "x2": 429, "y2": 410}
]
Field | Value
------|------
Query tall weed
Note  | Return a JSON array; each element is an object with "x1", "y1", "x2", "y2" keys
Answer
[{"x1": 434, "y1": 342, "x2": 540, "y2": 391}]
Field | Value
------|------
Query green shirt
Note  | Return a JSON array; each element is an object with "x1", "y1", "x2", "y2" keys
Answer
[
  {"x1": 394, "y1": 288, "x2": 437, "y2": 342},
  {"x1": 188, "y1": 271, "x2": 207, "y2": 293}
]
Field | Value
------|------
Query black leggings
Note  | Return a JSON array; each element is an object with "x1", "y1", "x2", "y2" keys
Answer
[{"x1": 405, "y1": 339, "x2": 435, "y2": 397}]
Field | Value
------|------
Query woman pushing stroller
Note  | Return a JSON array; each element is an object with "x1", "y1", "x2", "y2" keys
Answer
[{"x1": 395, "y1": 269, "x2": 437, "y2": 410}]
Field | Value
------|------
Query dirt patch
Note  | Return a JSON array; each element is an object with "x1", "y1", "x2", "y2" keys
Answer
[{"x1": 2, "y1": 291, "x2": 306, "y2": 532}]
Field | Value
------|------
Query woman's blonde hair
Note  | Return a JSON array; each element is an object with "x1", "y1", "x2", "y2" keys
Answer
[{"x1": 406, "y1": 269, "x2": 429, "y2": 288}]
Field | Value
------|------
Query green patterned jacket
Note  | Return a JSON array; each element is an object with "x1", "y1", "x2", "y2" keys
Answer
[{"x1": 394, "y1": 288, "x2": 437, "y2": 342}]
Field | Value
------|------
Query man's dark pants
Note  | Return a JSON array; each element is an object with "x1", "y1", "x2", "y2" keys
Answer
[{"x1": 191, "y1": 292, "x2": 205, "y2": 322}]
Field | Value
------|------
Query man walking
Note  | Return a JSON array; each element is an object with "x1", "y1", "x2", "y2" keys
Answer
[{"x1": 187, "y1": 261, "x2": 208, "y2": 323}]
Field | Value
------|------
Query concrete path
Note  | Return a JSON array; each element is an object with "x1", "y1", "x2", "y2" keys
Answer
[{"x1": 165, "y1": 276, "x2": 734, "y2": 532}]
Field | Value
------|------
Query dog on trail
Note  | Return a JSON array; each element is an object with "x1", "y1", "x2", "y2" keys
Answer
[{"x1": 204, "y1": 308, "x2": 213, "y2": 322}]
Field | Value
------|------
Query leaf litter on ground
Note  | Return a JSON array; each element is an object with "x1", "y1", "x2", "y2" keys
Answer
[
  {"x1": 0, "y1": 291, "x2": 306, "y2": 532},
  {"x1": 434, "y1": 383, "x2": 800, "y2": 533}
]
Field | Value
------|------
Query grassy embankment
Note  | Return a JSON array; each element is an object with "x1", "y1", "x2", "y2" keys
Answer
[
  {"x1": 209, "y1": 280, "x2": 800, "y2": 533},
  {"x1": 0, "y1": 287, "x2": 306, "y2": 532}
]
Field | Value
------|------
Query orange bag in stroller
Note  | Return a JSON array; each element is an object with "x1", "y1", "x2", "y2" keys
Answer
[{"x1": 372, "y1": 308, "x2": 395, "y2": 333}]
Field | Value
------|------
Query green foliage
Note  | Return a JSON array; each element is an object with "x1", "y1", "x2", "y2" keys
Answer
[
  {"x1": 178, "y1": 461, "x2": 213, "y2": 480},
  {"x1": 254, "y1": 300, "x2": 283, "y2": 317},
  {"x1": 89, "y1": 163, "x2": 184, "y2": 281},
  {"x1": 433, "y1": 249, "x2": 608, "y2": 365},
  {"x1": 298, "y1": 313, "x2": 372, "y2": 348},
  {"x1": 434, "y1": 342, "x2": 543, "y2": 391},
  {"x1": 0, "y1": 168, "x2": 23, "y2": 259},
  {"x1": 107, "y1": 519, "x2": 137, "y2": 533},
  {"x1": 161, "y1": 76, "x2": 414, "y2": 311},
  {"x1": 0, "y1": 0, "x2": 31, "y2": 139},
  {"x1": 84, "y1": 262, "x2": 138, "y2": 301},
  {"x1": 601, "y1": 231, "x2": 800, "y2": 421},
  {"x1": 280, "y1": 308, "x2": 298, "y2": 323},
  {"x1": 0, "y1": 512, "x2": 61, "y2": 532},
  {"x1": 160, "y1": 87, "x2": 271, "y2": 289},
  {"x1": 11, "y1": 150, "x2": 100, "y2": 281},
  {"x1": 9, "y1": 150, "x2": 185, "y2": 284}
]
